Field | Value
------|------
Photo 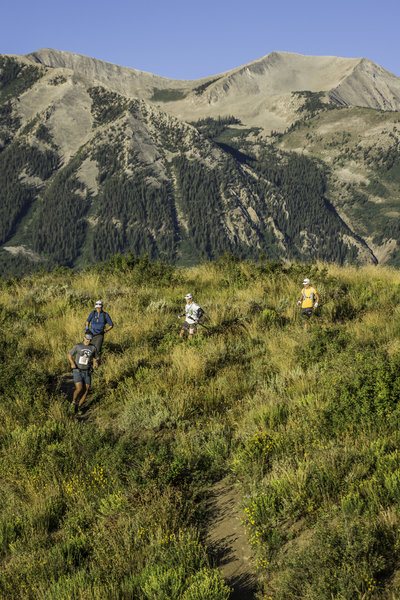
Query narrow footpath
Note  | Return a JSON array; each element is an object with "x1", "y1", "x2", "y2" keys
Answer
[
  {"x1": 56, "y1": 372, "x2": 93, "y2": 419},
  {"x1": 206, "y1": 479, "x2": 258, "y2": 600},
  {"x1": 57, "y1": 372, "x2": 75, "y2": 400}
]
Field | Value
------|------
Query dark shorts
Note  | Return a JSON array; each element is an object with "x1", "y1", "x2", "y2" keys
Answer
[
  {"x1": 301, "y1": 307, "x2": 313, "y2": 319},
  {"x1": 73, "y1": 369, "x2": 91, "y2": 386},
  {"x1": 91, "y1": 334, "x2": 104, "y2": 353},
  {"x1": 181, "y1": 320, "x2": 197, "y2": 333}
]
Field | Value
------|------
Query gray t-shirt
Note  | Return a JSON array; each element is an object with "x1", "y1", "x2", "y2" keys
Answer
[{"x1": 69, "y1": 343, "x2": 99, "y2": 370}]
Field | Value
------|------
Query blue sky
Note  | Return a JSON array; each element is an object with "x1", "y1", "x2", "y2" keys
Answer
[{"x1": 2, "y1": 0, "x2": 399, "y2": 79}]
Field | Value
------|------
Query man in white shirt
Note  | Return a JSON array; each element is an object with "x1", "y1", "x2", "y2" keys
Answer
[{"x1": 179, "y1": 293, "x2": 202, "y2": 339}]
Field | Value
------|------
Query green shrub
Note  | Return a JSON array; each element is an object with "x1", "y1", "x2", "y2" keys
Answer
[
  {"x1": 140, "y1": 565, "x2": 187, "y2": 599},
  {"x1": 262, "y1": 308, "x2": 278, "y2": 324},
  {"x1": 321, "y1": 350, "x2": 400, "y2": 432},
  {"x1": 182, "y1": 568, "x2": 231, "y2": 600},
  {"x1": 232, "y1": 432, "x2": 275, "y2": 479},
  {"x1": 270, "y1": 515, "x2": 398, "y2": 600},
  {"x1": 297, "y1": 325, "x2": 350, "y2": 366}
]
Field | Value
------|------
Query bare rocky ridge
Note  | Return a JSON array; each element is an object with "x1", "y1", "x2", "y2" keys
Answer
[
  {"x1": 25, "y1": 48, "x2": 198, "y2": 98},
  {"x1": 24, "y1": 49, "x2": 400, "y2": 132},
  {"x1": 329, "y1": 58, "x2": 400, "y2": 111}
]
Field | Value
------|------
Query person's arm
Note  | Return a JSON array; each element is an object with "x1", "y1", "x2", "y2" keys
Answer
[
  {"x1": 67, "y1": 352, "x2": 77, "y2": 369},
  {"x1": 104, "y1": 313, "x2": 113, "y2": 333},
  {"x1": 314, "y1": 290, "x2": 320, "y2": 309},
  {"x1": 92, "y1": 349, "x2": 100, "y2": 369},
  {"x1": 297, "y1": 292, "x2": 303, "y2": 306},
  {"x1": 86, "y1": 312, "x2": 93, "y2": 331}
]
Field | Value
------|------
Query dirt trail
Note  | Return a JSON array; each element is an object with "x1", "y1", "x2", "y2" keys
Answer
[
  {"x1": 206, "y1": 479, "x2": 258, "y2": 600},
  {"x1": 56, "y1": 372, "x2": 75, "y2": 401},
  {"x1": 55, "y1": 372, "x2": 92, "y2": 420}
]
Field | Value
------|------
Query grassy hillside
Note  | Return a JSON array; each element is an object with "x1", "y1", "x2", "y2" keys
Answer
[{"x1": 2, "y1": 256, "x2": 400, "y2": 599}]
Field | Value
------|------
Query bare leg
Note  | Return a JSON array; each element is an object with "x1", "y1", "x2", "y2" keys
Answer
[
  {"x1": 78, "y1": 384, "x2": 90, "y2": 407},
  {"x1": 73, "y1": 382, "x2": 83, "y2": 404},
  {"x1": 179, "y1": 329, "x2": 185, "y2": 338}
]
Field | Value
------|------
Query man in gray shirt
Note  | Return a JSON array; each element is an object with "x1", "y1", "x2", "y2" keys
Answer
[{"x1": 67, "y1": 331, "x2": 99, "y2": 409}]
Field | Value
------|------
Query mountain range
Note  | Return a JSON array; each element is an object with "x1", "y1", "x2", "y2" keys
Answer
[{"x1": 1, "y1": 48, "x2": 400, "y2": 274}]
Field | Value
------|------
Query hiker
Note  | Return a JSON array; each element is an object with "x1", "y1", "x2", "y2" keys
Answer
[
  {"x1": 85, "y1": 300, "x2": 114, "y2": 354},
  {"x1": 179, "y1": 293, "x2": 203, "y2": 339},
  {"x1": 67, "y1": 331, "x2": 99, "y2": 409},
  {"x1": 297, "y1": 278, "x2": 319, "y2": 326}
]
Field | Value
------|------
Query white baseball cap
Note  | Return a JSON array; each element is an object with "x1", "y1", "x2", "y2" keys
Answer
[
  {"x1": 95, "y1": 300, "x2": 103, "y2": 307},
  {"x1": 184, "y1": 293, "x2": 193, "y2": 299},
  {"x1": 302, "y1": 278, "x2": 310, "y2": 285}
]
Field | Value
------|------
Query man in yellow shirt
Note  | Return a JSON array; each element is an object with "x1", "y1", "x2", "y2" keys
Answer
[{"x1": 297, "y1": 278, "x2": 320, "y2": 326}]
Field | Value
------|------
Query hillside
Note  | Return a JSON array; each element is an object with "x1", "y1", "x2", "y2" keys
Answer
[
  {"x1": 1, "y1": 50, "x2": 400, "y2": 274},
  {"x1": 277, "y1": 105, "x2": 400, "y2": 264},
  {"x1": 2, "y1": 257, "x2": 400, "y2": 599}
]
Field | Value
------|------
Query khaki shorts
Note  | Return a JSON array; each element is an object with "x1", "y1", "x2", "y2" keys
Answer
[{"x1": 181, "y1": 320, "x2": 197, "y2": 334}]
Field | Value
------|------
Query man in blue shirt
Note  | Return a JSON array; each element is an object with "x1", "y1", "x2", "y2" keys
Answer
[{"x1": 85, "y1": 300, "x2": 114, "y2": 353}]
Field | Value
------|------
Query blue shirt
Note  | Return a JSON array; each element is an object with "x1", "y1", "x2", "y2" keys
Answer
[{"x1": 87, "y1": 310, "x2": 113, "y2": 335}]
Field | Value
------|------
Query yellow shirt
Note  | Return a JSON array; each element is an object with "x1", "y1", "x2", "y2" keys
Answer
[{"x1": 301, "y1": 287, "x2": 316, "y2": 309}]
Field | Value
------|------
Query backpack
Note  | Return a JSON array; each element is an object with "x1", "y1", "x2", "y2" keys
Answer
[
  {"x1": 196, "y1": 307, "x2": 205, "y2": 321},
  {"x1": 88, "y1": 310, "x2": 109, "y2": 328},
  {"x1": 302, "y1": 288, "x2": 315, "y2": 302}
]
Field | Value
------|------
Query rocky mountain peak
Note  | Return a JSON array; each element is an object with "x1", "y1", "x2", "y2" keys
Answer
[{"x1": 22, "y1": 48, "x2": 400, "y2": 116}]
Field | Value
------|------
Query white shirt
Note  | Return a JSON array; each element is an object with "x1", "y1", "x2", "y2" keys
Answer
[{"x1": 185, "y1": 301, "x2": 201, "y2": 324}]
